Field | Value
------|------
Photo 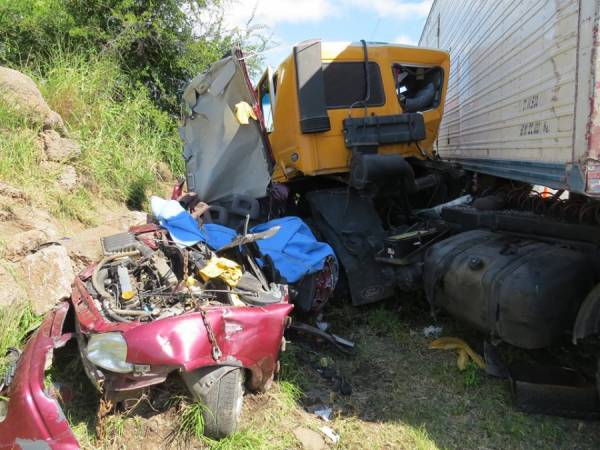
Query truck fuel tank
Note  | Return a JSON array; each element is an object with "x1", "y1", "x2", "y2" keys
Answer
[{"x1": 424, "y1": 230, "x2": 596, "y2": 349}]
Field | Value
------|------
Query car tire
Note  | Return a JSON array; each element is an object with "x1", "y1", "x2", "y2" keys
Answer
[{"x1": 181, "y1": 366, "x2": 244, "y2": 439}]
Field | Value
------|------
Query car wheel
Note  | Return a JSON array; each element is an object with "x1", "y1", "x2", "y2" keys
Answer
[{"x1": 181, "y1": 366, "x2": 244, "y2": 439}]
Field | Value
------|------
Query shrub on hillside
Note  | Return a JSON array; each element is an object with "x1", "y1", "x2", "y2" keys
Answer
[{"x1": 0, "y1": 0, "x2": 267, "y2": 113}]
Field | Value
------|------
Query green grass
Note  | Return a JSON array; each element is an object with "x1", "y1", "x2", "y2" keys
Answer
[
  {"x1": 0, "y1": 52, "x2": 182, "y2": 219},
  {"x1": 0, "y1": 260, "x2": 596, "y2": 450},
  {"x1": 43, "y1": 341, "x2": 99, "y2": 449},
  {"x1": 209, "y1": 428, "x2": 269, "y2": 450},
  {"x1": 6, "y1": 297, "x2": 599, "y2": 450},
  {"x1": 169, "y1": 398, "x2": 274, "y2": 449},
  {"x1": 0, "y1": 303, "x2": 41, "y2": 379},
  {"x1": 102, "y1": 412, "x2": 126, "y2": 443},
  {"x1": 0, "y1": 99, "x2": 94, "y2": 221},
  {"x1": 462, "y1": 360, "x2": 481, "y2": 388},
  {"x1": 174, "y1": 400, "x2": 209, "y2": 442},
  {"x1": 0, "y1": 102, "x2": 48, "y2": 184},
  {"x1": 276, "y1": 380, "x2": 303, "y2": 410},
  {"x1": 278, "y1": 344, "x2": 305, "y2": 385},
  {"x1": 367, "y1": 305, "x2": 401, "y2": 333},
  {"x1": 50, "y1": 186, "x2": 96, "y2": 225},
  {"x1": 36, "y1": 53, "x2": 183, "y2": 207}
]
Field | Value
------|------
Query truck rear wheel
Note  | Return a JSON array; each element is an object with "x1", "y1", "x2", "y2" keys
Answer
[{"x1": 181, "y1": 366, "x2": 244, "y2": 439}]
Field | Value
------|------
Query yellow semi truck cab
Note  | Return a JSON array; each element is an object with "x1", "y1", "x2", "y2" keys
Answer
[
  {"x1": 181, "y1": 40, "x2": 455, "y2": 307},
  {"x1": 255, "y1": 40, "x2": 450, "y2": 182}
]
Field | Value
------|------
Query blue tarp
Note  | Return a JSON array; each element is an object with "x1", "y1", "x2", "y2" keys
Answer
[
  {"x1": 151, "y1": 197, "x2": 334, "y2": 283},
  {"x1": 251, "y1": 217, "x2": 335, "y2": 283},
  {"x1": 201, "y1": 224, "x2": 236, "y2": 250}
]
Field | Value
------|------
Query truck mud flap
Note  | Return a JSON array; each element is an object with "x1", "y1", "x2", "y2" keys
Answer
[
  {"x1": 509, "y1": 362, "x2": 600, "y2": 419},
  {"x1": 484, "y1": 342, "x2": 600, "y2": 419},
  {"x1": 306, "y1": 189, "x2": 394, "y2": 305}
]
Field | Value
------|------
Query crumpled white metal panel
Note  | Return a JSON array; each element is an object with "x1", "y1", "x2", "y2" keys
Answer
[{"x1": 180, "y1": 57, "x2": 271, "y2": 203}]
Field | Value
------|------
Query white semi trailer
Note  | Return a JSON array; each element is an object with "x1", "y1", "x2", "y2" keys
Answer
[
  {"x1": 420, "y1": 0, "x2": 600, "y2": 195},
  {"x1": 417, "y1": 0, "x2": 600, "y2": 404}
]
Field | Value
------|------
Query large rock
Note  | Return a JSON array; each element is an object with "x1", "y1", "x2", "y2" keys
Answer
[
  {"x1": 0, "y1": 67, "x2": 65, "y2": 133},
  {"x1": 20, "y1": 244, "x2": 75, "y2": 315},
  {"x1": 15, "y1": 207, "x2": 60, "y2": 241},
  {"x1": 64, "y1": 210, "x2": 146, "y2": 270},
  {"x1": 44, "y1": 110, "x2": 65, "y2": 133},
  {"x1": 41, "y1": 129, "x2": 81, "y2": 161},
  {"x1": 0, "y1": 181, "x2": 26, "y2": 200},
  {"x1": 120, "y1": 210, "x2": 148, "y2": 229},
  {"x1": 3, "y1": 229, "x2": 49, "y2": 262},
  {"x1": 58, "y1": 165, "x2": 78, "y2": 191},
  {"x1": 0, "y1": 263, "x2": 27, "y2": 309},
  {"x1": 41, "y1": 161, "x2": 78, "y2": 191},
  {"x1": 0, "y1": 208, "x2": 16, "y2": 222},
  {"x1": 64, "y1": 224, "x2": 120, "y2": 269}
]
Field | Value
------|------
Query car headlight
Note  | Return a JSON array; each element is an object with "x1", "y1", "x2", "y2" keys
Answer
[{"x1": 86, "y1": 332, "x2": 133, "y2": 374}]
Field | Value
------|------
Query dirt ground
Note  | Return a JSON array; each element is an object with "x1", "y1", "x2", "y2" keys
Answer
[{"x1": 52, "y1": 293, "x2": 600, "y2": 450}]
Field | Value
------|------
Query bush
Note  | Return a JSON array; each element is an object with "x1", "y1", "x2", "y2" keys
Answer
[
  {"x1": 0, "y1": 0, "x2": 267, "y2": 113},
  {"x1": 0, "y1": 0, "x2": 269, "y2": 217},
  {"x1": 0, "y1": 302, "x2": 41, "y2": 380}
]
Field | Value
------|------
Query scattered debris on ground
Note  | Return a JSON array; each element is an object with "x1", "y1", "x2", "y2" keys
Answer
[{"x1": 5, "y1": 295, "x2": 596, "y2": 449}]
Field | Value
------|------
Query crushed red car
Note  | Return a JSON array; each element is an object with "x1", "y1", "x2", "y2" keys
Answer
[
  {"x1": 0, "y1": 301, "x2": 78, "y2": 449},
  {"x1": 0, "y1": 49, "x2": 338, "y2": 448},
  {"x1": 76, "y1": 222, "x2": 293, "y2": 432},
  {"x1": 0, "y1": 219, "x2": 299, "y2": 447}
]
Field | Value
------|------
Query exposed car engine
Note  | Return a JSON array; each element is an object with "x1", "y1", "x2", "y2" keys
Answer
[{"x1": 88, "y1": 228, "x2": 288, "y2": 323}]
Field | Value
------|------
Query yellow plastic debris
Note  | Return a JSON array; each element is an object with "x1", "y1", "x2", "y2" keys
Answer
[
  {"x1": 199, "y1": 256, "x2": 242, "y2": 287},
  {"x1": 185, "y1": 276, "x2": 197, "y2": 287},
  {"x1": 429, "y1": 337, "x2": 486, "y2": 371},
  {"x1": 234, "y1": 101, "x2": 257, "y2": 125},
  {"x1": 121, "y1": 290, "x2": 135, "y2": 301}
]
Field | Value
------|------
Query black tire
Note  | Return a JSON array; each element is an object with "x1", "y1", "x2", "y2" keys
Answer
[{"x1": 181, "y1": 366, "x2": 244, "y2": 439}]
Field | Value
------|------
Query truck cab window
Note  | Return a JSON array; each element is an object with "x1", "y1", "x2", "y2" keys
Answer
[
  {"x1": 261, "y1": 91, "x2": 274, "y2": 132},
  {"x1": 322, "y1": 61, "x2": 385, "y2": 109},
  {"x1": 258, "y1": 71, "x2": 275, "y2": 132},
  {"x1": 393, "y1": 64, "x2": 443, "y2": 112}
]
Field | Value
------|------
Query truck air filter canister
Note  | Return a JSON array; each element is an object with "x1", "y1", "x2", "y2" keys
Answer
[{"x1": 423, "y1": 230, "x2": 596, "y2": 349}]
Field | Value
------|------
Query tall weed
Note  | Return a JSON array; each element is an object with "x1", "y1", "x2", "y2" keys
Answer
[
  {"x1": 0, "y1": 302, "x2": 41, "y2": 379},
  {"x1": 0, "y1": 52, "x2": 182, "y2": 215},
  {"x1": 36, "y1": 53, "x2": 182, "y2": 209}
]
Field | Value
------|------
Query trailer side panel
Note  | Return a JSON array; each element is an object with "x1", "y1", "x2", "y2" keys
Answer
[{"x1": 421, "y1": 0, "x2": 600, "y2": 195}]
